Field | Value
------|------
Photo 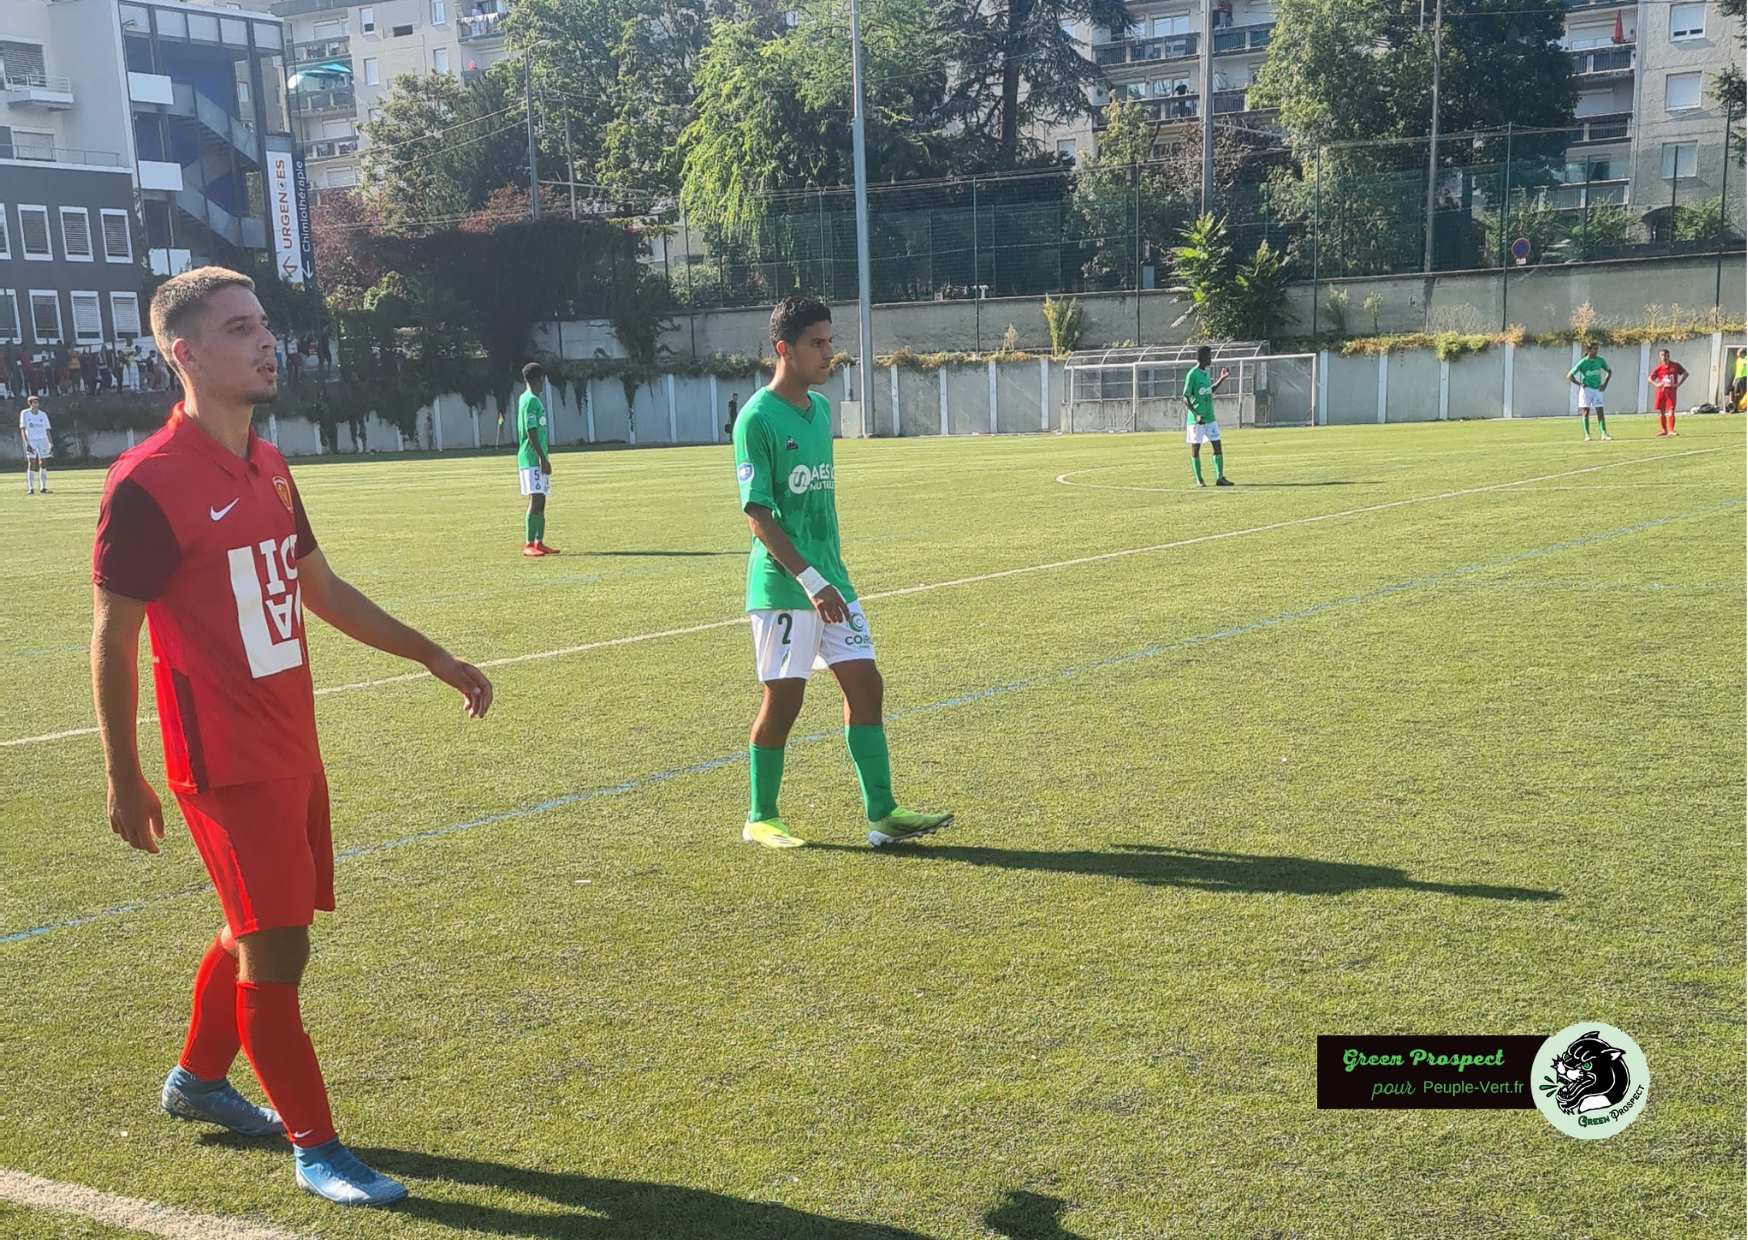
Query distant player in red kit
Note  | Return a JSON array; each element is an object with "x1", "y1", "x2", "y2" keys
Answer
[
  {"x1": 90, "y1": 268, "x2": 493, "y2": 1207},
  {"x1": 1646, "y1": 349, "x2": 1688, "y2": 436}
]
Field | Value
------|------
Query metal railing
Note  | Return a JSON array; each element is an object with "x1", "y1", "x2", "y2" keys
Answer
[
  {"x1": 4, "y1": 71, "x2": 72, "y2": 93},
  {"x1": 0, "y1": 141, "x2": 121, "y2": 165},
  {"x1": 1571, "y1": 45, "x2": 1634, "y2": 75},
  {"x1": 1568, "y1": 112, "x2": 1632, "y2": 144},
  {"x1": 457, "y1": 12, "x2": 506, "y2": 40},
  {"x1": 292, "y1": 86, "x2": 355, "y2": 114},
  {"x1": 1093, "y1": 33, "x2": 1198, "y2": 67},
  {"x1": 1212, "y1": 23, "x2": 1273, "y2": 55},
  {"x1": 306, "y1": 136, "x2": 359, "y2": 159},
  {"x1": 290, "y1": 36, "x2": 350, "y2": 63}
]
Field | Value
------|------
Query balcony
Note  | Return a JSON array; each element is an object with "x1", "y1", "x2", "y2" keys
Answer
[
  {"x1": 1568, "y1": 111, "x2": 1632, "y2": 144},
  {"x1": 292, "y1": 86, "x2": 355, "y2": 115},
  {"x1": 0, "y1": 140, "x2": 122, "y2": 166},
  {"x1": 1093, "y1": 96, "x2": 1200, "y2": 128},
  {"x1": 1566, "y1": 0, "x2": 1633, "y2": 9},
  {"x1": 4, "y1": 71, "x2": 73, "y2": 109},
  {"x1": 1093, "y1": 33, "x2": 1198, "y2": 67},
  {"x1": 1571, "y1": 45, "x2": 1634, "y2": 77},
  {"x1": 1212, "y1": 23, "x2": 1273, "y2": 55},
  {"x1": 305, "y1": 136, "x2": 359, "y2": 159},
  {"x1": 457, "y1": 11, "x2": 506, "y2": 41},
  {"x1": 1212, "y1": 88, "x2": 1250, "y2": 114},
  {"x1": 291, "y1": 36, "x2": 350, "y2": 63}
]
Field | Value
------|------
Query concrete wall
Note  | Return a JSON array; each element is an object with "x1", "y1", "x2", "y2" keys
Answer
[
  {"x1": 11, "y1": 336, "x2": 1738, "y2": 463},
  {"x1": 540, "y1": 253, "x2": 1744, "y2": 363}
]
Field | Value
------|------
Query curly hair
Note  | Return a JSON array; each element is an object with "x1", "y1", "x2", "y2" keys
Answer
[{"x1": 769, "y1": 296, "x2": 831, "y2": 350}]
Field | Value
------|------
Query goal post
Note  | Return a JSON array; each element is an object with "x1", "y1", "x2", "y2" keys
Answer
[{"x1": 1063, "y1": 345, "x2": 1320, "y2": 434}]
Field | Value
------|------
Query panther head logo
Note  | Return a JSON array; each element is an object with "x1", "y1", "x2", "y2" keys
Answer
[{"x1": 1549, "y1": 1031, "x2": 1631, "y2": 1115}]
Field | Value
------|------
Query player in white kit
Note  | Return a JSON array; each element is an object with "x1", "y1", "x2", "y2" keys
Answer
[{"x1": 19, "y1": 395, "x2": 51, "y2": 494}]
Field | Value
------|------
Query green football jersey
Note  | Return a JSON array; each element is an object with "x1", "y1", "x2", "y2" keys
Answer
[
  {"x1": 517, "y1": 388, "x2": 548, "y2": 468},
  {"x1": 1568, "y1": 356, "x2": 1610, "y2": 389},
  {"x1": 1184, "y1": 367, "x2": 1215, "y2": 423},
  {"x1": 732, "y1": 386, "x2": 855, "y2": 612}
]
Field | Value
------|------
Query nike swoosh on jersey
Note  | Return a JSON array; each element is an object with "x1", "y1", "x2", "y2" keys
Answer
[{"x1": 210, "y1": 499, "x2": 240, "y2": 521}]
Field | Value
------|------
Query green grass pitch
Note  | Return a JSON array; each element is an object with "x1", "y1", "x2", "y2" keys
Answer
[{"x1": 0, "y1": 413, "x2": 1742, "y2": 1240}]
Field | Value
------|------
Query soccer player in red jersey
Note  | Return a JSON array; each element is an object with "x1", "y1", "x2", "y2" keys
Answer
[
  {"x1": 1646, "y1": 349, "x2": 1688, "y2": 437},
  {"x1": 90, "y1": 268, "x2": 493, "y2": 1207}
]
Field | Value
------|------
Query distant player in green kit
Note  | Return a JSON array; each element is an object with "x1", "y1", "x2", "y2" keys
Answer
[
  {"x1": 731, "y1": 296, "x2": 952, "y2": 849},
  {"x1": 1567, "y1": 343, "x2": 1612, "y2": 441},
  {"x1": 517, "y1": 362, "x2": 560, "y2": 555},
  {"x1": 1184, "y1": 345, "x2": 1233, "y2": 487}
]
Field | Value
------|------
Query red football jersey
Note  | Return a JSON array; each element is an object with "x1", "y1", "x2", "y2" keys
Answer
[{"x1": 93, "y1": 407, "x2": 322, "y2": 793}]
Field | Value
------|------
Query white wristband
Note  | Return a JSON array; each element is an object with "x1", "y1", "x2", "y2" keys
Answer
[{"x1": 796, "y1": 566, "x2": 830, "y2": 597}]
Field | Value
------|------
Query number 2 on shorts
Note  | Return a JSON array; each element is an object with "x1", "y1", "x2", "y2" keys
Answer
[{"x1": 776, "y1": 613, "x2": 793, "y2": 645}]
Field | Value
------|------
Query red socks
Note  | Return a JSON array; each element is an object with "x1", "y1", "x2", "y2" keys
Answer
[
  {"x1": 237, "y1": 980, "x2": 337, "y2": 1148},
  {"x1": 178, "y1": 935, "x2": 242, "y2": 1081}
]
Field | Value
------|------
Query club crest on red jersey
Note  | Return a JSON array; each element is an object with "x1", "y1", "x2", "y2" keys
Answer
[{"x1": 272, "y1": 476, "x2": 294, "y2": 512}]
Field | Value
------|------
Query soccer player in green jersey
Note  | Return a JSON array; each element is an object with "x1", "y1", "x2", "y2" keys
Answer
[
  {"x1": 1567, "y1": 344, "x2": 1612, "y2": 441},
  {"x1": 517, "y1": 362, "x2": 560, "y2": 556},
  {"x1": 1183, "y1": 346, "x2": 1233, "y2": 487},
  {"x1": 731, "y1": 296, "x2": 952, "y2": 850}
]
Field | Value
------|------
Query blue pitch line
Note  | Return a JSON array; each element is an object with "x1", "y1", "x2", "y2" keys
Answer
[{"x1": 4, "y1": 499, "x2": 1737, "y2": 948}]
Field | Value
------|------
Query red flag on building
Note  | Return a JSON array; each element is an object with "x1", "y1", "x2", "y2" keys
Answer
[{"x1": 1611, "y1": 12, "x2": 1625, "y2": 43}]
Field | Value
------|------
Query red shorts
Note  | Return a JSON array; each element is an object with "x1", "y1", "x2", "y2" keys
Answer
[
  {"x1": 176, "y1": 773, "x2": 334, "y2": 936},
  {"x1": 1653, "y1": 389, "x2": 1677, "y2": 413}
]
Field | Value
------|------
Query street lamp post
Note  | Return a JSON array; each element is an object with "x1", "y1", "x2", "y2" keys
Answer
[
  {"x1": 525, "y1": 46, "x2": 539, "y2": 221},
  {"x1": 1422, "y1": 0, "x2": 1443, "y2": 273},
  {"x1": 849, "y1": 0, "x2": 876, "y2": 435}
]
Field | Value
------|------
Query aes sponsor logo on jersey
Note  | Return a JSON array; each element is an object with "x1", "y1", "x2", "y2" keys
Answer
[
  {"x1": 1532, "y1": 1023, "x2": 1649, "y2": 1139},
  {"x1": 788, "y1": 462, "x2": 834, "y2": 494}
]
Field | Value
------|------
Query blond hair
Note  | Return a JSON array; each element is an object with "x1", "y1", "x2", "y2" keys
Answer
[{"x1": 149, "y1": 266, "x2": 257, "y2": 374}]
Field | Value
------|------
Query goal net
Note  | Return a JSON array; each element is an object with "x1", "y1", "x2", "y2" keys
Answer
[{"x1": 1063, "y1": 344, "x2": 1319, "y2": 434}]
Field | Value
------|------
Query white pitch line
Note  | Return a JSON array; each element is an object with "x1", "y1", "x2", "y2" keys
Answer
[
  {"x1": 1, "y1": 445, "x2": 1731, "y2": 752},
  {"x1": 0, "y1": 1168, "x2": 308, "y2": 1240}
]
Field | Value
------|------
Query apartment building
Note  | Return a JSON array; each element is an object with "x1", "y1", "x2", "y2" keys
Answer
[
  {"x1": 1056, "y1": 0, "x2": 1741, "y2": 216},
  {"x1": 1, "y1": 0, "x2": 298, "y2": 356},
  {"x1": 271, "y1": 0, "x2": 511, "y2": 198}
]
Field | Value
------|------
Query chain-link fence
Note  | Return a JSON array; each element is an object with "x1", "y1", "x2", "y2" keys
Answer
[{"x1": 659, "y1": 124, "x2": 1744, "y2": 310}]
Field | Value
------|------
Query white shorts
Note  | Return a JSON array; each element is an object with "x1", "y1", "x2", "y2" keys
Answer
[
  {"x1": 518, "y1": 466, "x2": 550, "y2": 496},
  {"x1": 1578, "y1": 387, "x2": 1605, "y2": 410},
  {"x1": 24, "y1": 436, "x2": 50, "y2": 458},
  {"x1": 1186, "y1": 419, "x2": 1221, "y2": 445},
  {"x1": 750, "y1": 600, "x2": 875, "y2": 682}
]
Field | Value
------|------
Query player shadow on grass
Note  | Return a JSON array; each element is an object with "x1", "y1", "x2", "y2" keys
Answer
[
  {"x1": 346, "y1": 1146, "x2": 943, "y2": 1239},
  {"x1": 983, "y1": 1191, "x2": 1093, "y2": 1240},
  {"x1": 824, "y1": 843, "x2": 1559, "y2": 901}
]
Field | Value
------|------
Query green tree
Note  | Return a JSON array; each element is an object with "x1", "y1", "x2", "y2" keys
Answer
[
  {"x1": 1252, "y1": 0, "x2": 1575, "y2": 169},
  {"x1": 360, "y1": 69, "x2": 524, "y2": 233},
  {"x1": 1169, "y1": 214, "x2": 1291, "y2": 341},
  {"x1": 1067, "y1": 99, "x2": 1193, "y2": 288},
  {"x1": 934, "y1": 0, "x2": 1133, "y2": 167}
]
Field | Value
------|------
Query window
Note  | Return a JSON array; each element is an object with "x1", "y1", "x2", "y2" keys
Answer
[
  {"x1": 1662, "y1": 141, "x2": 1698, "y2": 179},
  {"x1": 0, "y1": 39, "x2": 47, "y2": 82},
  {"x1": 70, "y1": 291, "x2": 102, "y2": 343},
  {"x1": 1126, "y1": 82, "x2": 1147, "y2": 99},
  {"x1": 1057, "y1": 139, "x2": 1076, "y2": 158},
  {"x1": 312, "y1": 19, "x2": 343, "y2": 38},
  {"x1": 60, "y1": 207, "x2": 93, "y2": 261},
  {"x1": 28, "y1": 290, "x2": 60, "y2": 343},
  {"x1": 0, "y1": 206, "x2": 8, "y2": 259},
  {"x1": 432, "y1": 0, "x2": 445, "y2": 22},
  {"x1": 1670, "y1": 2, "x2": 1705, "y2": 39},
  {"x1": 360, "y1": 7, "x2": 375, "y2": 32},
  {"x1": 433, "y1": 48, "x2": 449, "y2": 73},
  {"x1": 11, "y1": 128, "x2": 54, "y2": 160},
  {"x1": 1666, "y1": 72, "x2": 1702, "y2": 112},
  {"x1": 17, "y1": 205, "x2": 50, "y2": 259},
  {"x1": 237, "y1": 79, "x2": 250, "y2": 107},
  {"x1": 368, "y1": 107, "x2": 383, "y2": 122},
  {"x1": 100, "y1": 209, "x2": 132, "y2": 262},
  {"x1": 0, "y1": 290, "x2": 18, "y2": 342},
  {"x1": 364, "y1": 57, "x2": 379, "y2": 85},
  {"x1": 1153, "y1": 15, "x2": 1189, "y2": 36},
  {"x1": 391, "y1": 24, "x2": 413, "y2": 36},
  {"x1": 110, "y1": 292, "x2": 142, "y2": 338}
]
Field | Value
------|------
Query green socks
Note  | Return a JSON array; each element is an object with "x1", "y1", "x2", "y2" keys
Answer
[
  {"x1": 1191, "y1": 456, "x2": 1204, "y2": 484},
  {"x1": 845, "y1": 725, "x2": 897, "y2": 822},
  {"x1": 1582, "y1": 413, "x2": 1591, "y2": 437},
  {"x1": 1213, "y1": 450, "x2": 1225, "y2": 481},
  {"x1": 524, "y1": 511, "x2": 545, "y2": 543},
  {"x1": 749, "y1": 743, "x2": 784, "y2": 822},
  {"x1": 525, "y1": 512, "x2": 536, "y2": 543},
  {"x1": 1595, "y1": 412, "x2": 1608, "y2": 434}
]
